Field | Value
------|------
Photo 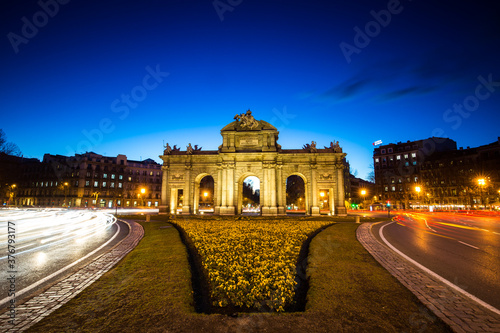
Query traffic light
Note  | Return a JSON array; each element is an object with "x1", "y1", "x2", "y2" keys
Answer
[{"x1": 386, "y1": 201, "x2": 391, "y2": 207}]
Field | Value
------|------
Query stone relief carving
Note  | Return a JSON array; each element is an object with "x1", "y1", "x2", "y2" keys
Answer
[
  {"x1": 319, "y1": 172, "x2": 333, "y2": 180},
  {"x1": 234, "y1": 110, "x2": 259, "y2": 129},
  {"x1": 171, "y1": 173, "x2": 183, "y2": 180}
]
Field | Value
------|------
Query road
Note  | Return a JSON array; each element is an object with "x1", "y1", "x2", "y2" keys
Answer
[
  {"x1": 369, "y1": 211, "x2": 500, "y2": 311},
  {"x1": 0, "y1": 208, "x2": 128, "y2": 306}
]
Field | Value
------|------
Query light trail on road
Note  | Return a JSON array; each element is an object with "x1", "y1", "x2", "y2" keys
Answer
[
  {"x1": 0, "y1": 208, "x2": 116, "y2": 260},
  {"x1": 0, "y1": 208, "x2": 121, "y2": 306},
  {"x1": 372, "y1": 211, "x2": 500, "y2": 311}
]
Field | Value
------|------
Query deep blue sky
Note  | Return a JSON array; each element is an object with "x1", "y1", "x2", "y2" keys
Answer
[{"x1": 1, "y1": 0, "x2": 499, "y2": 180}]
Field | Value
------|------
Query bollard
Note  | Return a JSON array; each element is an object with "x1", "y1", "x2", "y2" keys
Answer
[{"x1": 355, "y1": 216, "x2": 360, "y2": 223}]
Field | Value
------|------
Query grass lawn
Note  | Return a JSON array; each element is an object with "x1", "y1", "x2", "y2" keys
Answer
[{"x1": 27, "y1": 216, "x2": 451, "y2": 332}]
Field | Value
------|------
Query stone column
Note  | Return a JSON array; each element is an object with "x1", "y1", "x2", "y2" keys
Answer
[
  {"x1": 159, "y1": 165, "x2": 169, "y2": 214},
  {"x1": 269, "y1": 163, "x2": 278, "y2": 215},
  {"x1": 221, "y1": 165, "x2": 227, "y2": 207},
  {"x1": 276, "y1": 164, "x2": 286, "y2": 215},
  {"x1": 215, "y1": 165, "x2": 222, "y2": 215},
  {"x1": 261, "y1": 163, "x2": 270, "y2": 215},
  {"x1": 182, "y1": 166, "x2": 191, "y2": 214},
  {"x1": 329, "y1": 187, "x2": 335, "y2": 215},
  {"x1": 336, "y1": 162, "x2": 346, "y2": 215},
  {"x1": 310, "y1": 165, "x2": 320, "y2": 215}
]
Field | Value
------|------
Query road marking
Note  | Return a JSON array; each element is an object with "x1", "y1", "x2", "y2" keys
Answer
[
  {"x1": 379, "y1": 222, "x2": 500, "y2": 317},
  {"x1": 0, "y1": 221, "x2": 121, "y2": 308},
  {"x1": 458, "y1": 241, "x2": 480, "y2": 250},
  {"x1": 424, "y1": 219, "x2": 437, "y2": 232},
  {"x1": 493, "y1": 232, "x2": 500, "y2": 236}
]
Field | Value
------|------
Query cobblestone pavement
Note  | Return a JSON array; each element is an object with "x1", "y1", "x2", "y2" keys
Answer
[
  {"x1": 357, "y1": 222, "x2": 500, "y2": 333},
  {"x1": 0, "y1": 219, "x2": 144, "y2": 332}
]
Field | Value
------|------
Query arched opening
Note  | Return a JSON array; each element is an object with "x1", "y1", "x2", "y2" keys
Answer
[
  {"x1": 242, "y1": 176, "x2": 260, "y2": 215},
  {"x1": 286, "y1": 175, "x2": 306, "y2": 214},
  {"x1": 319, "y1": 189, "x2": 330, "y2": 214},
  {"x1": 198, "y1": 175, "x2": 214, "y2": 214}
]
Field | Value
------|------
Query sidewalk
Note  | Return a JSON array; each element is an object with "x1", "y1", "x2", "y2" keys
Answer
[
  {"x1": 0, "y1": 220, "x2": 144, "y2": 332},
  {"x1": 357, "y1": 222, "x2": 500, "y2": 333}
]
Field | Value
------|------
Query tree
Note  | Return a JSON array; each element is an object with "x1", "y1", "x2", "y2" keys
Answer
[
  {"x1": 367, "y1": 163, "x2": 375, "y2": 183},
  {"x1": 0, "y1": 129, "x2": 21, "y2": 156}
]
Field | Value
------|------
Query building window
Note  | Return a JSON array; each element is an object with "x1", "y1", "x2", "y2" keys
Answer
[
  {"x1": 405, "y1": 162, "x2": 409, "y2": 166},
  {"x1": 102, "y1": 182, "x2": 107, "y2": 187},
  {"x1": 110, "y1": 182, "x2": 115, "y2": 188},
  {"x1": 396, "y1": 155, "x2": 401, "y2": 160},
  {"x1": 103, "y1": 173, "x2": 108, "y2": 179},
  {"x1": 384, "y1": 186, "x2": 388, "y2": 192},
  {"x1": 411, "y1": 152, "x2": 416, "y2": 158},
  {"x1": 94, "y1": 181, "x2": 98, "y2": 187},
  {"x1": 388, "y1": 148, "x2": 393, "y2": 153},
  {"x1": 404, "y1": 154, "x2": 408, "y2": 159},
  {"x1": 412, "y1": 161, "x2": 417, "y2": 165},
  {"x1": 85, "y1": 181, "x2": 90, "y2": 187},
  {"x1": 391, "y1": 186, "x2": 396, "y2": 191},
  {"x1": 118, "y1": 183, "x2": 123, "y2": 188},
  {"x1": 381, "y1": 149, "x2": 386, "y2": 154},
  {"x1": 414, "y1": 177, "x2": 418, "y2": 182},
  {"x1": 375, "y1": 158, "x2": 379, "y2": 163},
  {"x1": 111, "y1": 174, "x2": 115, "y2": 180},
  {"x1": 119, "y1": 175, "x2": 123, "y2": 180}
]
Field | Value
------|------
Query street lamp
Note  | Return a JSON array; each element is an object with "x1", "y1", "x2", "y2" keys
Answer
[
  {"x1": 360, "y1": 189, "x2": 367, "y2": 209},
  {"x1": 63, "y1": 182, "x2": 69, "y2": 207},
  {"x1": 139, "y1": 188, "x2": 146, "y2": 206},
  {"x1": 92, "y1": 191, "x2": 100, "y2": 208},
  {"x1": 415, "y1": 186, "x2": 421, "y2": 210},
  {"x1": 7, "y1": 184, "x2": 16, "y2": 206},
  {"x1": 477, "y1": 178, "x2": 485, "y2": 209}
]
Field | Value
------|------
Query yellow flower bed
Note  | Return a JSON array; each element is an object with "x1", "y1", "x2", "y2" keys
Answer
[{"x1": 174, "y1": 219, "x2": 332, "y2": 312}]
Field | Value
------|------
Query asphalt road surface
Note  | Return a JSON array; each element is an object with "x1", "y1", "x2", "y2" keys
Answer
[
  {"x1": 0, "y1": 208, "x2": 128, "y2": 306},
  {"x1": 371, "y1": 211, "x2": 500, "y2": 310}
]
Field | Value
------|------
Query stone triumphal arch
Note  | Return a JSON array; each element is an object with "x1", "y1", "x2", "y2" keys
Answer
[{"x1": 159, "y1": 111, "x2": 347, "y2": 216}]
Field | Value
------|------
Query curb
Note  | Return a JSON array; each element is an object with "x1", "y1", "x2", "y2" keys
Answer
[
  {"x1": 0, "y1": 219, "x2": 144, "y2": 332},
  {"x1": 357, "y1": 222, "x2": 500, "y2": 333}
]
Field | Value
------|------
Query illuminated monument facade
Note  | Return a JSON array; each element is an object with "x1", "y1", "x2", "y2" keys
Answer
[{"x1": 159, "y1": 111, "x2": 347, "y2": 216}]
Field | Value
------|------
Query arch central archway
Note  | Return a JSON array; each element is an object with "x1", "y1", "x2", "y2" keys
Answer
[{"x1": 237, "y1": 173, "x2": 261, "y2": 215}]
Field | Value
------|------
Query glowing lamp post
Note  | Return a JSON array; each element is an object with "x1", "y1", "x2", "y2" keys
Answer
[
  {"x1": 477, "y1": 178, "x2": 485, "y2": 209},
  {"x1": 415, "y1": 186, "x2": 421, "y2": 210},
  {"x1": 63, "y1": 182, "x2": 69, "y2": 207},
  {"x1": 139, "y1": 188, "x2": 146, "y2": 207},
  {"x1": 8, "y1": 184, "x2": 16, "y2": 205},
  {"x1": 360, "y1": 189, "x2": 367, "y2": 209}
]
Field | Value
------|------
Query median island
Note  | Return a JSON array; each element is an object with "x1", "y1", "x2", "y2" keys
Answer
[{"x1": 26, "y1": 215, "x2": 451, "y2": 332}]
